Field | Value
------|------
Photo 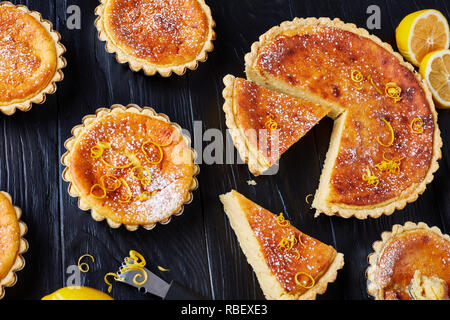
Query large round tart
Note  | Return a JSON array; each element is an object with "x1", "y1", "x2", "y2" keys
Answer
[
  {"x1": 0, "y1": 2, "x2": 66, "y2": 115},
  {"x1": 0, "y1": 191, "x2": 28, "y2": 299},
  {"x1": 367, "y1": 222, "x2": 450, "y2": 300},
  {"x1": 236, "y1": 17, "x2": 442, "y2": 219},
  {"x1": 95, "y1": 0, "x2": 215, "y2": 76},
  {"x1": 61, "y1": 104, "x2": 199, "y2": 231}
]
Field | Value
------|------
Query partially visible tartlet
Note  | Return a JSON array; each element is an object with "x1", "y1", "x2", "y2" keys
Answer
[
  {"x1": 0, "y1": 1, "x2": 66, "y2": 115},
  {"x1": 0, "y1": 191, "x2": 28, "y2": 299},
  {"x1": 61, "y1": 104, "x2": 199, "y2": 231},
  {"x1": 367, "y1": 222, "x2": 450, "y2": 300},
  {"x1": 94, "y1": 0, "x2": 215, "y2": 76}
]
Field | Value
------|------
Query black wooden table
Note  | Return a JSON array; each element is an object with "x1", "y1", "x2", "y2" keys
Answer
[{"x1": 1, "y1": 0, "x2": 449, "y2": 300}]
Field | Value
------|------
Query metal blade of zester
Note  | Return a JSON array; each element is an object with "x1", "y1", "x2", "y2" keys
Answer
[{"x1": 116, "y1": 259, "x2": 171, "y2": 299}]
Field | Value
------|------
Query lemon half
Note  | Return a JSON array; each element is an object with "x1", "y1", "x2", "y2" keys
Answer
[
  {"x1": 396, "y1": 9, "x2": 450, "y2": 67},
  {"x1": 42, "y1": 286, "x2": 114, "y2": 300},
  {"x1": 419, "y1": 49, "x2": 450, "y2": 108}
]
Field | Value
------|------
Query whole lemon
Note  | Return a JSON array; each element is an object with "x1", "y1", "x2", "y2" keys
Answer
[{"x1": 42, "y1": 286, "x2": 114, "y2": 300}]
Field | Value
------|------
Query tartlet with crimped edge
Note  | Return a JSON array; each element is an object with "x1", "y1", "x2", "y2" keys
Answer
[
  {"x1": 61, "y1": 104, "x2": 199, "y2": 231},
  {"x1": 0, "y1": 191, "x2": 28, "y2": 300},
  {"x1": 243, "y1": 17, "x2": 442, "y2": 219},
  {"x1": 366, "y1": 221, "x2": 450, "y2": 300},
  {"x1": 220, "y1": 190, "x2": 344, "y2": 300},
  {"x1": 0, "y1": 1, "x2": 66, "y2": 115},
  {"x1": 94, "y1": 0, "x2": 215, "y2": 77}
]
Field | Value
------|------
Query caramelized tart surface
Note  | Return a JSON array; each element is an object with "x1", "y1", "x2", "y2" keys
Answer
[
  {"x1": 102, "y1": 0, "x2": 210, "y2": 66},
  {"x1": 375, "y1": 229, "x2": 450, "y2": 300},
  {"x1": 0, "y1": 6, "x2": 57, "y2": 105},
  {"x1": 232, "y1": 77, "x2": 330, "y2": 166},
  {"x1": 248, "y1": 23, "x2": 437, "y2": 210},
  {"x1": 68, "y1": 111, "x2": 195, "y2": 226}
]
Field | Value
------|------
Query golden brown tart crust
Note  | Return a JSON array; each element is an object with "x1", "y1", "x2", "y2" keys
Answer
[
  {"x1": 220, "y1": 190, "x2": 344, "y2": 300},
  {"x1": 61, "y1": 104, "x2": 199, "y2": 231},
  {"x1": 367, "y1": 222, "x2": 450, "y2": 300},
  {"x1": 223, "y1": 75, "x2": 330, "y2": 175},
  {"x1": 0, "y1": 191, "x2": 28, "y2": 300},
  {"x1": 95, "y1": 0, "x2": 215, "y2": 76},
  {"x1": 244, "y1": 17, "x2": 441, "y2": 219},
  {"x1": 0, "y1": 1, "x2": 66, "y2": 115}
]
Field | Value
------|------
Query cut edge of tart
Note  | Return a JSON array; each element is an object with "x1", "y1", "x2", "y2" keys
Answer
[
  {"x1": 0, "y1": 191, "x2": 28, "y2": 300},
  {"x1": 0, "y1": 1, "x2": 66, "y2": 116},
  {"x1": 366, "y1": 221, "x2": 450, "y2": 300},
  {"x1": 94, "y1": 0, "x2": 216, "y2": 77},
  {"x1": 219, "y1": 190, "x2": 344, "y2": 300},
  {"x1": 61, "y1": 104, "x2": 199, "y2": 231},
  {"x1": 243, "y1": 17, "x2": 442, "y2": 219},
  {"x1": 222, "y1": 75, "x2": 272, "y2": 176}
]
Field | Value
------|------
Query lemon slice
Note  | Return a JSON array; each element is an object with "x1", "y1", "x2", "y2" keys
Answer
[
  {"x1": 419, "y1": 49, "x2": 450, "y2": 108},
  {"x1": 42, "y1": 286, "x2": 114, "y2": 300},
  {"x1": 396, "y1": 9, "x2": 450, "y2": 67}
]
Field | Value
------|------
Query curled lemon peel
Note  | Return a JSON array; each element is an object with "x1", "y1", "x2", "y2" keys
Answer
[
  {"x1": 132, "y1": 166, "x2": 152, "y2": 186},
  {"x1": 410, "y1": 117, "x2": 424, "y2": 134},
  {"x1": 142, "y1": 141, "x2": 164, "y2": 165},
  {"x1": 278, "y1": 234, "x2": 298, "y2": 253},
  {"x1": 298, "y1": 234, "x2": 306, "y2": 247},
  {"x1": 91, "y1": 141, "x2": 111, "y2": 159},
  {"x1": 78, "y1": 254, "x2": 95, "y2": 273},
  {"x1": 377, "y1": 118, "x2": 395, "y2": 147},
  {"x1": 104, "y1": 272, "x2": 119, "y2": 293},
  {"x1": 367, "y1": 75, "x2": 383, "y2": 95},
  {"x1": 362, "y1": 168, "x2": 379, "y2": 187},
  {"x1": 118, "y1": 178, "x2": 132, "y2": 203},
  {"x1": 293, "y1": 249, "x2": 301, "y2": 260},
  {"x1": 305, "y1": 194, "x2": 313, "y2": 205},
  {"x1": 295, "y1": 272, "x2": 316, "y2": 289},
  {"x1": 100, "y1": 175, "x2": 122, "y2": 192},
  {"x1": 375, "y1": 152, "x2": 404, "y2": 174},
  {"x1": 138, "y1": 191, "x2": 157, "y2": 201},
  {"x1": 351, "y1": 69, "x2": 364, "y2": 83},
  {"x1": 90, "y1": 184, "x2": 107, "y2": 199},
  {"x1": 385, "y1": 82, "x2": 402, "y2": 103},
  {"x1": 122, "y1": 250, "x2": 148, "y2": 286},
  {"x1": 276, "y1": 213, "x2": 290, "y2": 227},
  {"x1": 264, "y1": 114, "x2": 278, "y2": 130},
  {"x1": 157, "y1": 266, "x2": 170, "y2": 272}
]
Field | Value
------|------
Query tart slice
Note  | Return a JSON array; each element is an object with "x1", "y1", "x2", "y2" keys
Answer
[
  {"x1": 0, "y1": 191, "x2": 28, "y2": 299},
  {"x1": 61, "y1": 104, "x2": 199, "y2": 231},
  {"x1": 219, "y1": 190, "x2": 344, "y2": 300},
  {"x1": 0, "y1": 2, "x2": 66, "y2": 115},
  {"x1": 243, "y1": 17, "x2": 441, "y2": 218},
  {"x1": 223, "y1": 75, "x2": 330, "y2": 175},
  {"x1": 367, "y1": 222, "x2": 450, "y2": 300},
  {"x1": 94, "y1": 0, "x2": 215, "y2": 76}
]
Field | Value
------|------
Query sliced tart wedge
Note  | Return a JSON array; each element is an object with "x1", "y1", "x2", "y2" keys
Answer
[
  {"x1": 219, "y1": 190, "x2": 344, "y2": 300},
  {"x1": 223, "y1": 75, "x2": 330, "y2": 175}
]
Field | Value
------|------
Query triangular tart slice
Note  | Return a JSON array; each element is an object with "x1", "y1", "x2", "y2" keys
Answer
[
  {"x1": 223, "y1": 75, "x2": 330, "y2": 175},
  {"x1": 219, "y1": 190, "x2": 344, "y2": 300}
]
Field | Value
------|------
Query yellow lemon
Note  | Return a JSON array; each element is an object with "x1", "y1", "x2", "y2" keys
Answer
[
  {"x1": 419, "y1": 49, "x2": 450, "y2": 108},
  {"x1": 396, "y1": 9, "x2": 449, "y2": 67},
  {"x1": 42, "y1": 286, "x2": 114, "y2": 300}
]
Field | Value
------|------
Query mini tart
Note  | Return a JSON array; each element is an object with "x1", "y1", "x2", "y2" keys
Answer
[
  {"x1": 0, "y1": 1, "x2": 66, "y2": 115},
  {"x1": 61, "y1": 104, "x2": 199, "y2": 231},
  {"x1": 219, "y1": 190, "x2": 344, "y2": 300},
  {"x1": 366, "y1": 222, "x2": 450, "y2": 300},
  {"x1": 0, "y1": 191, "x2": 28, "y2": 300},
  {"x1": 94, "y1": 0, "x2": 215, "y2": 77},
  {"x1": 242, "y1": 17, "x2": 442, "y2": 219},
  {"x1": 222, "y1": 75, "x2": 330, "y2": 176}
]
